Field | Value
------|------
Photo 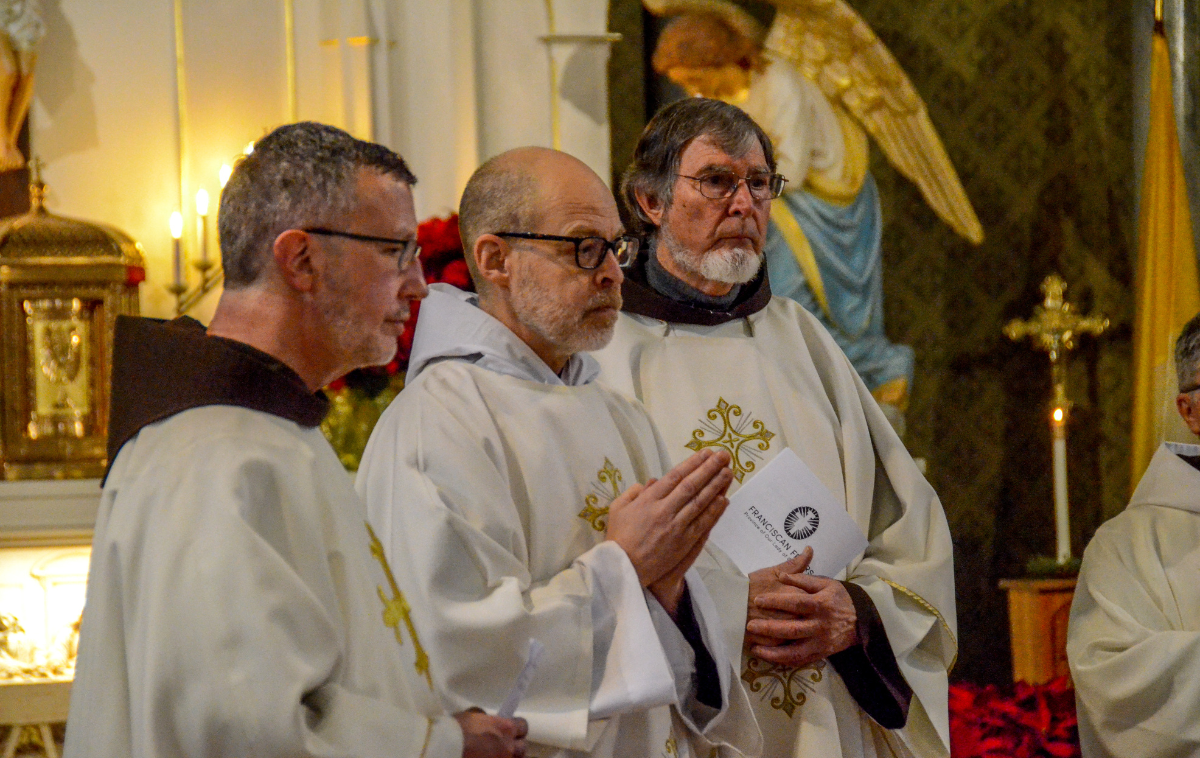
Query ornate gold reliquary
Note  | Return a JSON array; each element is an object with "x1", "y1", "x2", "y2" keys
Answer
[{"x1": 0, "y1": 180, "x2": 144, "y2": 479}]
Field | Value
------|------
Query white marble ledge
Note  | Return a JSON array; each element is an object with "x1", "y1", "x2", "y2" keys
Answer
[{"x1": 0, "y1": 479, "x2": 101, "y2": 547}]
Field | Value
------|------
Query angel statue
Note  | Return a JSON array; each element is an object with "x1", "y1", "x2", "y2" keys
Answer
[
  {"x1": 645, "y1": 0, "x2": 982, "y2": 433},
  {"x1": 0, "y1": 0, "x2": 42, "y2": 172}
]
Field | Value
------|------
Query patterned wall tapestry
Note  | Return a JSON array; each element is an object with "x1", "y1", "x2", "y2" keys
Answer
[{"x1": 608, "y1": 0, "x2": 1136, "y2": 684}]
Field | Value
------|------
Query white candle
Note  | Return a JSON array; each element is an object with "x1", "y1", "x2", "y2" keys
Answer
[
  {"x1": 1051, "y1": 407, "x2": 1070, "y2": 562},
  {"x1": 195, "y1": 189, "x2": 210, "y2": 265},
  {"x1": 169, "y1": 211, "x2": 184, "y2": 287}
]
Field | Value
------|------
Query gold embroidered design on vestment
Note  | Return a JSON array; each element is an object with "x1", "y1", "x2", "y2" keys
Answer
[
  {"x1": 578, "y1": 457, "x2": 624, "y2": 532},
  {"x1": 662, "y1": 736, "x2": 680, "y2": 758},
  {"x1": 686, "y1": 398, "x2": 775, "y2": 482},
  {"x1": 741, "y1": 657, "x2": 825, "y2": 717},
  {"x1": 366, "y1": 521, "x2": 432, "y2": 688}
]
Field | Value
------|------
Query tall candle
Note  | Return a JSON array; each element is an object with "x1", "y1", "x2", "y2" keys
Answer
[
  {"x1": 195, "y1": 189, "x2": 210, "y2": 265},
  {"x1": 170, "y1": 211, "x2": 184, "y2": 286},
  {"x1": 1051, "y1": 407, "x2": 1070, "y2": 562}
]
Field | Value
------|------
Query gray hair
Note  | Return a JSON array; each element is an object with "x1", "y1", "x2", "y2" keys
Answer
[
  {"x1": 218, "y1": 121, "x2": 417, "y2": 288},
  {"x1": 619, "y1": 97, "x2": 775, "y2": 239},
  {"x1": 457, "y1": 154, "x2": 540, "y2": 291},
  {"x1": 1176, "y1": 312, "x2": 1200, "y2": 390}
]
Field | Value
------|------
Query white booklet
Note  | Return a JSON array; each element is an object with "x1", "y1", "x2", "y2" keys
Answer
[{"x1": 709, "y1": 448, "x2": 868, "y2": 577}]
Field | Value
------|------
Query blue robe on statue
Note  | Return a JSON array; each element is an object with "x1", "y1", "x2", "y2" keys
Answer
[{"x1": 764, "y1": 174, "x2": 914, "y2": 394}]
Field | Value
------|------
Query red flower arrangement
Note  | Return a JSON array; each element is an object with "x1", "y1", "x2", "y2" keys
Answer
[
  {"x1": 949, "y1": 676, "x2": 1079, "y2": 758},
  {"x1": 326, "y1": 213, "x2": 470, "y2": 394}
]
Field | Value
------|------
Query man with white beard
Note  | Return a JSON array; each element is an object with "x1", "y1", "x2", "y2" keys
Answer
[
  {"x1": 592, "y1": 98, "x2": 956, "y2": 758},
  {"x1": 357, "y1": 147, "x2": 761, "y2": 757}
]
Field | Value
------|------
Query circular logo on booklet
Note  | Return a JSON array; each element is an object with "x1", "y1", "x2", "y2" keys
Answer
[{"x1": 784, "y1": 506, "x2": 820, "y2": 540}]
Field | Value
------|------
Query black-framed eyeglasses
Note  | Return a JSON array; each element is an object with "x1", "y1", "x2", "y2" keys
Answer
[
  {"x1": 495, "y1": 232, "x2": 640, "y2": 270},
  {"x1": 677, "y1": 171, "x2": 789, "y2": 201},
  {"x1": 303, "y1": 227, "x2": 422, "y2": 267},
  {"x1": 1181, "y1": 383, "x2": 1200, "y2": 394}
]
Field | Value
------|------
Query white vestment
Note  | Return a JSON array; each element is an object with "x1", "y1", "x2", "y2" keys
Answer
[
  {"x1": 1068, "y1": 441, "x2": 1200, "y2": 758},
  {"x1": 592, "y1": 295, "x2": 957, "y2": 758},
  {"x1": 66, "y1": 402, "x2": 459, "y2": 758},
  {"x1": 357, "y1": 284, "x2": 761, "y2": 758}
]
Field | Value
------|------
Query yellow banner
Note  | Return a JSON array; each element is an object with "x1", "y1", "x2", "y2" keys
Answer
[{"x1": 1131, "y1": 31, "x2": 1200, "y2": 486}]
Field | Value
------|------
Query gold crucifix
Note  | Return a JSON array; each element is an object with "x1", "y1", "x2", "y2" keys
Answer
[{"x1": 1004, "y1": 273, "x2": 1109, "y2": 562}]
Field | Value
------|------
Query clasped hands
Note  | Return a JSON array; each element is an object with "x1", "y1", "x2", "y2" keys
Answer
[
  {"x1": 744, "y1": 547, "x2": 858, "y2": 669},
  {"x1": 606, "y1": 448, "x2": 735, "y2": 617},
  {"x1": 455, "y1": 449, "x2": 734, "y2": 758}
]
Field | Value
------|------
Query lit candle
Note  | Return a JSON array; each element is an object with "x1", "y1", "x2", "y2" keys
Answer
[
  {"x1": 219, "y1": 164, "x2": 232, "y2": 189},
  {"x1": 195, "y1": 189, "x2": 210, "y2": 265},
  {"x1": 1051, "y1": 407, "x2": 1070, "y2": 562},
  {"x1": 244, "y1": 141, "x2": 255, "y2": 155},
  {"x1": 170, "y1": 211, "x2": 184, "y2": 287}
]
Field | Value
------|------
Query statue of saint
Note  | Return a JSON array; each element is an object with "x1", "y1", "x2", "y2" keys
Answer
[
  {"x1": 0, "y1": 0, "x2": 42, "y2": 172},
  {"x1": 646, "y1": 0, "x2": 982, "y2": 432}
]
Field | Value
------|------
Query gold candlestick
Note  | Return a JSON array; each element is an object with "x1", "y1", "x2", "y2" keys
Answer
[{"x1": 1004, "y1": 274, "x2": 1109, "y2": 563}]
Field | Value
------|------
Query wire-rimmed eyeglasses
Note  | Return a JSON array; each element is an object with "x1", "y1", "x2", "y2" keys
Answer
[
  {"x1": 677, "y1": 171, "x2": 789, "y2": 201},
  {"x1": 495, "y1": 232, "x2": 640, "y2": 270},
  {"x1": 303, "y1": 228, "x2": 422, "y2": 268}
]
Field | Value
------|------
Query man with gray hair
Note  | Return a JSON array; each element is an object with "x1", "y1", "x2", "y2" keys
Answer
[
  {"x1": 593, "y1": 97, "x2": 956, "y2": 758},
  {"x1": 65, "y1": 122, "x2": 527, "y2": 758},
  {"x1": 1068, "y1": 311, "x2": 1200, "y2": 758}
]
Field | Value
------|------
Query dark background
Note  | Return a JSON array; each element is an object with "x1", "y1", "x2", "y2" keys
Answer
[{"x1": 608, "y1": 0, "x2": 1136, "y2": 685}]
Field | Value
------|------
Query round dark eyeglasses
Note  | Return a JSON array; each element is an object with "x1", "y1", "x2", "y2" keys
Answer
[
  {"x1": 303, "y1": 228, "x2": 422, "y2": 268},
  {"x1": 677, "y1": 171, "x2": 789, "y2": 201},
  {"x1": 495, "y1": 232, "x2": 640, "y2": 270}
]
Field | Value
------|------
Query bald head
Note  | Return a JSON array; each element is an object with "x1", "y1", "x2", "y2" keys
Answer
[{"x1": 459, "y1": 148, "x2": 613, "y2": 292}]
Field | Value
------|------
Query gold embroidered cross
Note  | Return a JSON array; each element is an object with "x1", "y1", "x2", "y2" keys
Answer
[
  {"x1": 578, "y1": 458, "x2": 624, "y2": 532},
  {"x1": 366, "y1": 522, "x2": 432, "y2": 688},
  {"x1": 686, "y1": 398, "x2": 775, "y2": 482},
  {"x1": 742, "y1": 658, "x2": 826, "y2": 718}
]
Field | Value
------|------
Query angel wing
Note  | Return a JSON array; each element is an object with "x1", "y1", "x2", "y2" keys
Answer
[
  {"x1": 766, "y1": 0, "x2": 982, "y2": 243},
  {"x1": 642, "y1": 0, "x2": 983, "y2": 244}
]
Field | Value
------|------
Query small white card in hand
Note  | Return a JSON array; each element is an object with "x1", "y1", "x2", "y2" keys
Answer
[
  {"x1": 709, "y1": 448, "x2": 868, "y2": 577},
  {"x1": 496, "y1": 638, "x2": 544, "y2": 718}
]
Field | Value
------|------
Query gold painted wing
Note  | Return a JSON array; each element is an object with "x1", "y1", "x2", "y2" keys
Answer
[{"x1": 766, "y1": 0, "x2": 983, "y2": 243}]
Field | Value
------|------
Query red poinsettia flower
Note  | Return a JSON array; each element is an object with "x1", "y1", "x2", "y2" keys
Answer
[
  {"x1": 393, "y1": 213, "x2": 471, "y2": 369},
  {"x1": 949, "y1": 677, "x2": 1079, "y2": 758}
]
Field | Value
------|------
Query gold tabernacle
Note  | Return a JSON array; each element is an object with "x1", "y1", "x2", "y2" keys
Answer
[{"x1": 0, "y1": 166, "x2": 144, "y2": 480}]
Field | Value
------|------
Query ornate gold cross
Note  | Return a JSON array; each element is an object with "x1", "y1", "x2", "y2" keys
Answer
[
  {"x1": 1003, "y1": 274, "x2": 1108, "y2": 562},
  {"x1": 578, "y1": 458, "x2": 624, "y2": 532},
  {"x1": 686, "y1": 398, "x2": 775, "y2": 482},
  {"x1": 1003, "y1": 274, "x2": 1109, "y2": 412}
]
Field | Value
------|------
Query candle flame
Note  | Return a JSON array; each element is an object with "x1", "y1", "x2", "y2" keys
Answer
[
  {"x1": 1053, "y1": 407, "x2": 1065, "y2": 423},
  {"x1": 244, "y1": 141, "x2": 255, "y2": 155},
  {"x1": 219, "y1": 164, "x2": 232, "y2": 188},
  {"x1": 195, "y1": 188, "x2": 210, "y2": 216},
  {"x1": 169, "y1": 211, "x2": 183, "y2": 239}
]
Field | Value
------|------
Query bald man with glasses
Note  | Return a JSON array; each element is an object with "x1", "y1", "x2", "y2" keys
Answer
[{"x1": 356, "y1": 147, "x2": 760, "y2": 758}]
